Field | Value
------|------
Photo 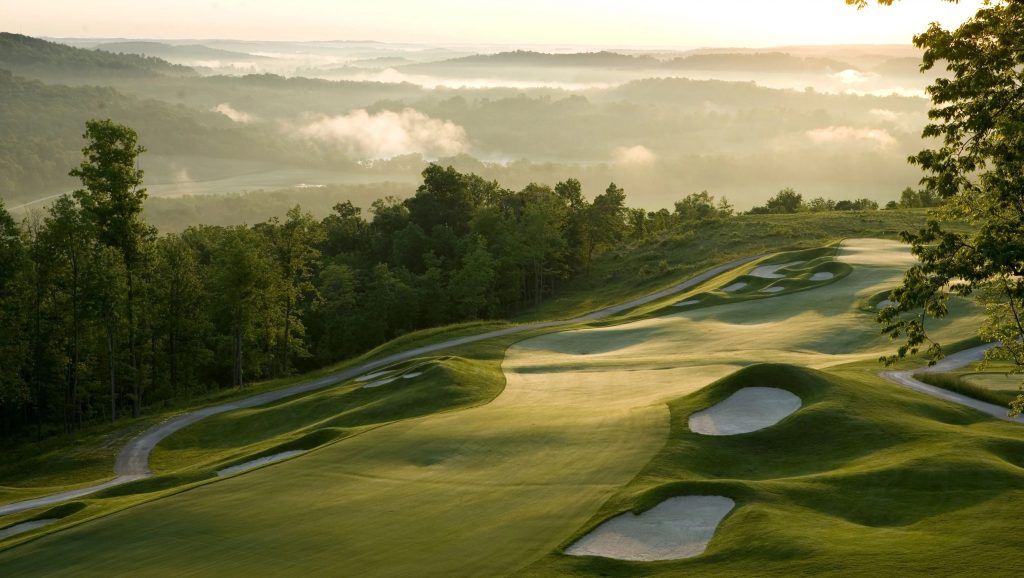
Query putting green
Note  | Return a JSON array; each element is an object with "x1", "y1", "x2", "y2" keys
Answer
[{"x1": 0, "y1": 239, "x2": 984, "y2": 576}]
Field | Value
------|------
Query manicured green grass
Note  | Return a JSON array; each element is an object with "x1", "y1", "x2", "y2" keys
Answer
[
  {"x1": 0, "y1": 334, "x2": 520, "y2": 553},
  {"x1": 626, "y1": 245, "x2": 853, "y2": 320},
  {"x1": 516, "y1": 209, "x2": 937, "y2": 322},
  {"x1": 0, "y1": 320, "x2": 510, "y2": 502},
  {"x1": 0, "y1": 238, "x2": 996, "y2": 576},
  {"x1": 520, "y1": 362, "x2": 1024, "y2": 577},
  {"x1": 0, "y1": 210, "x2": 941, "y2": 500},
  {"x1": 151, "y1": 353, "x2": 506, "y2": 474}
]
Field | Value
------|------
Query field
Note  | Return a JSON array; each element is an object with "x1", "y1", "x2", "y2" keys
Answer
[{"x1": 3, "y1": 238, "x2": 1019, "y2": 576}]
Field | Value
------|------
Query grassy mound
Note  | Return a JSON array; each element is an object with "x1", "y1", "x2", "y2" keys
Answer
[
  {"x1": 152, "y1": 354, "x2": 504, "y2": 474},
  {"x1": 523, "y1": 363, "x2": 1024, "y2": 576},
  {"x1": 647, "y1": 247, "x2": 852, "y2": 316}
]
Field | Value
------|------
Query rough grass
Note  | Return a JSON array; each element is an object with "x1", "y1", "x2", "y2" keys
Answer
[
  {"x1": 916, "y1": 357, "x2": 1023, "y2": 408},
  {"x1": 915, "y1": 372, "x2": 1018, "y2": 407}
]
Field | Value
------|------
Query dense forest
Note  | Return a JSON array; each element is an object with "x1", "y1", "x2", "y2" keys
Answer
[{"x1": 0, "y1": 119, "x2": 920, "y2": 441}]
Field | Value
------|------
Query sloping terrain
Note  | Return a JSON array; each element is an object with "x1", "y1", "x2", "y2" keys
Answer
[{"x1": 2, "y1": 239, "x2": 1014, "y2": 577}]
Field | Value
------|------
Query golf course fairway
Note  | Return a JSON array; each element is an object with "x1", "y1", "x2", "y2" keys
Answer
[{"x1": 0, "y1": 239, "x2": 1012, "y2": 577}]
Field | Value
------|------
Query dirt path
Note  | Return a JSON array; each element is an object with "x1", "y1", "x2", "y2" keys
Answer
[
  {"x1": 0, "y1": 254, "x2": 760, "y2": 518},
  {"x1": 880, "y1": 343, "x2": 1024, "y2": 424}
]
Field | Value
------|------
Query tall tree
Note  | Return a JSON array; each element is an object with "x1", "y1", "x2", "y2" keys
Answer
[
  {"x1": 405, "y1": 164, "x2": 480, "y2": 236},
  {"x1": 0, "y1": 200, "x2": 30, "y2": 433},
  {"x1": 207, "y1": 226, "x2": 279, "y2": 388},
  {"x1": 555, "y1": 178, "x2": 591, "y2": 274},
  {"x1": 70, "y1": 119, "x2": 154, "y2": 417},
  {"x1": 152, "y1": 234, "x2": 208, "y2": 400},
  {"x1": 584, "y1": 182, "x2": 628, "y2": 270},
  {"x1": 449, "y1": 236, "x2": 496, "y2": 318},
  {"x1": 38, "y1": 196, "x2": 95, "y2": 430},
  {"x1": 265, "y1": 206, "x2": 325, "y2": 375},
  {"x1": 863, "y1": 1, "x2": 1024, "y2": 412}
]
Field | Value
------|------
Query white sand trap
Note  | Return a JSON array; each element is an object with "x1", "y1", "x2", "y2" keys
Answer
[
  {"x1": 356, "y1": 370, "x2": 392, "y2": 382},
  {"x1": 672, "y1": 299, "x2": 700, "y2": 307},
  {"x1": 722, "y1": 282, "x2": 747, "y2": 293},
  {"x1": 749, "y1": 260, "x2": 805, "y2": 279},
  {"x1": 402, "y1": 372, "x2": 423, "y2": 379},
  {"x1": 689, "y1": 387, "x2": 801, "y2": 435},
  {"x1": 810, "y1": 272, "x2": 834, "y2": 281},
  {"x1": 565, "y1": 496, "x2": 735, "y2": 561},
  {"x1": 363, "y1": 376, "x2": 399, "y2": 389},
  {"x1": 760, "y1": 286, "x2": 785, "y2": 293},
  {"x1": 0, "y1": 519, "x2": 57, "y2": 541},
  {"x1": 217, "y1": 450, "x2": 304, "y2": 477},
  {"x1": 876, "y1": 299, "x2": 899, "y2": 310}
]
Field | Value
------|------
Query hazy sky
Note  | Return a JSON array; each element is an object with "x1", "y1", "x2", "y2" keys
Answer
[{"x1": 1, "y1": 0, "x2": 986, "y2": 47}]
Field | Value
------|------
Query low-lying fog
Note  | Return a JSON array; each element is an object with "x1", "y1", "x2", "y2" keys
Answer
[{"x1": 4, "y1": 35, "x2": 942, "y2": 220}]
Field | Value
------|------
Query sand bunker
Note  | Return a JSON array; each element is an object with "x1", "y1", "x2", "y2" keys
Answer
[
  {"x1": 810, "y1": 272, "x2": 834, "y2": 281},
  {"x1": 565, "y1": 496, "x2": 735, "y2": 561},
  {"x1": 876, "y1": 299, "x2": 899, "y2": 310},
  {"x1": 673, "y1": 299, "x2": 700, "y2": 307},
  {"x1": 722, "y1": 282, "x2": 747, "y2": 293},
  {"x1": 760, "y1": 286, "x2": 785, "y2": 293},
  {"x1": 356, "y1": 370, "x2": 392, "y2": 382},
  {"x1": 217, "y1": 450, "x2": 304, "y2": 477},
  {"x1": 749, "y1": 261, "x2": 805, "y2": 279},
  {"x1": 0, "y1": 519, "x2": 57, "y2": 541},
  {"x1": 688, "y1": 387, "x2": 801, "y2": 435}
]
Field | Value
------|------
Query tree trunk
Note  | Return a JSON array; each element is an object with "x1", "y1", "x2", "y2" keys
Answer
[
  {"x1": 234, "y1": 322, "x2": 244, "y2": 388},
  {"x1": 71, "y1": 299, "x2": 80, "y2": 430},
  {"x1": 169, "y1": 328, "x2": 178, "y2": 399},
  {"x1": 107, "y1": 320, "x2": 117, "y2": 423},
  {"x1": 282, "y1": 294, "x2": 292, "y2": 376},
  {"x1": 127, "y1": 267, "x2": 140, "y2": 417}
]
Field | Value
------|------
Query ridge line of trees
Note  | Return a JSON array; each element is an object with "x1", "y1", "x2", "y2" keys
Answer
[{"x1": 0, "y1": 119, "x2": 923, "y2": 441}]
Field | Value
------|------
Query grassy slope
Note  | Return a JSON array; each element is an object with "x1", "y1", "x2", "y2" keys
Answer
[
  {"x1": 521, "y1": 362, "x2": 1024, "y2": 577},
  {"x1": 0, "y1": 326, "x2": 666, "y2": 575},
  {"x1": 917, "y1": 359, "x2": 1023, "y2": 407},
  {"x1": 516, "y1": 209, "x2": 934, "y2": 322},
  {"x1": 0, "y1": 320, "x2": 509, "y2": 504},
  {"x1": 0, "y1": 334, "x2": 515, "y2": 554},
  {"x1": 0, "y1": 210, "x2": 932, "y2": 499},
  {"x1": 0, "y1": 238, "x2": 994, "y2": 576}
]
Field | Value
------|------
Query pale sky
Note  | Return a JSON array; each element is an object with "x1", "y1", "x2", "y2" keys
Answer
[{"x1": 0, "y1": 0, "x2": 986, "y2": 47}]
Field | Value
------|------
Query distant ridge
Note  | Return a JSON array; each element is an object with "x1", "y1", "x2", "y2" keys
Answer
[
  {"x1": 95, "y1": 41, "x2": 269, "y2": 62},
  {"x1": 0, "y1": 33, "x2": 196, "y2": 78},
  {"x1": 402, "y1": 49, "x2": 856, "y2": 74}
]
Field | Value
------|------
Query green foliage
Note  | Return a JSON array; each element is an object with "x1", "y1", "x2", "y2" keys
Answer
[
  {"x1": 898, "y1": 186, "x2": 940, "y2": 208},
  {"x1": 748, "y1": 187, "x2": 804, "y2": 214},
  {"x1": 0, "y1": 121, "x2": 938, "y2": 446},
  {"x1": 875, "y1": 1, "x2": 1024, "y2": 416}
]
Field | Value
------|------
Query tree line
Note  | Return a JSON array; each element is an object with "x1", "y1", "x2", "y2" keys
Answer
[
  {"x1": 746, "y1": 186, "x2": 939, "y2": 214},
  {"x1": 0, "y1": 119, "x2": 922, "y2": 441},
  {"x1": 0, "y1": 120, "x2": 643, "y2": 439}
]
